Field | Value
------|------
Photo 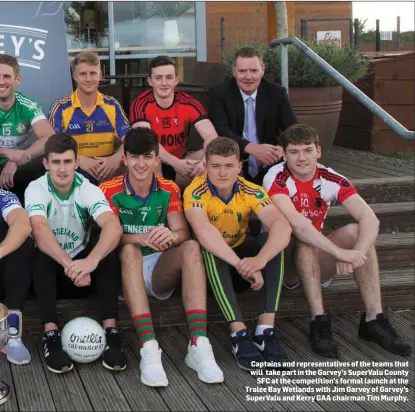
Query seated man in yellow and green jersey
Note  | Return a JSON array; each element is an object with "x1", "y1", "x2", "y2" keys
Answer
[
  {"x1": 183, "y1": 137, "x2": 292, "y2": 372},
  {"x1": 48, "y1": 52, "x2": 130, "y2": 185},
  {"x1": 99, "y1": 127, "x2": 223, "y2": 387}
]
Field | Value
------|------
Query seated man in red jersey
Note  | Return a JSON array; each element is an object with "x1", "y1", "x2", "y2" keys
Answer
[
  {"x1": 129, "y1": 56, "x2": 218, "y2": 189},
  {"x1": 263, "y1": 124, "x2": 411, "y2": 359}
]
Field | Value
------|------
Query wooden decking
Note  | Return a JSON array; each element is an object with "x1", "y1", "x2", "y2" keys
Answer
[
  {"x1": 326, "y1": 147, "x2": 414, "y2": 179},
  {"x1": 1, "y1": 310, "x2": 413, "y2": 412}
]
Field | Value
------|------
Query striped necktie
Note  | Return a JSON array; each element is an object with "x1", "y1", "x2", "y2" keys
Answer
[{"x1": 244, "y1": 96, "x2": 259, "y2": 178}]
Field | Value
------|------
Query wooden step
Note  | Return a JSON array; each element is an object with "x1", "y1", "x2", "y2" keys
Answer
[
  {"x1": 352, "y1": 176, "x2": 415, "y2": 204},
  {"x1": 22, "y1": 268, "x2": 414, "y2": 332},
  {"x1": 375, "y1": 231, "x2": 415, "y2": 270},
  {"x1": 325, "y1": 201, "x2": 415, "y2": 233}
]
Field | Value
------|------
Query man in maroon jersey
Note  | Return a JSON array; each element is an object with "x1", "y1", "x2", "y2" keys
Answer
[
  {"x1": 129, "y1": 56, "x2": 218, "y2": 189},
  {"x1": 263, "y1": 124, "x2": 411, "y2": 359}
]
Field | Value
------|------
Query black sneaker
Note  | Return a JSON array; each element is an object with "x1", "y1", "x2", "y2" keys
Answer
[
  {"x1": 102, "y1": 328, "x2": 126, "y2": 371},
  {"x1": 310, "y1": 314, "x2": 338, "y2": 358},
  {"x1": 358, "y1": 313, "x2": 412, "y2": 356},
  {"x1": 231, "y1": 329, "x2": 265, "y2": 371},
  {"x1": 253, "y1": 328, "x2": 290, "y2": 367},
  {"x1": 43, "y1": 330, "x2": 73, "y2": 374}
]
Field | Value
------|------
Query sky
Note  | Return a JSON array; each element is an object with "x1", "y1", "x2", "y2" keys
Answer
[{"x1": 353, "y1": 1, "x2": 415, "y2": 32}]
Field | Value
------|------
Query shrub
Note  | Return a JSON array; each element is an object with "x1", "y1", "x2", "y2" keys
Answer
[{"x1": 222, "y1": 40, "x2": 371, "y2": 87}]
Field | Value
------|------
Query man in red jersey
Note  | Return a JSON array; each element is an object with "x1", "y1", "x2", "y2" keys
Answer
[
  {"x1": 129, "y1": 56, "x2": 217, "y2": 189},
  {"x1": 263, "y1": 124, "x2": 411, "y2": 359}
]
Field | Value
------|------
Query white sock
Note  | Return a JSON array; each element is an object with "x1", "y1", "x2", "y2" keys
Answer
[
  {"x1": 366, "y1": 313, "x2": 380, "y2": 322},
  {"x1": 255, "y1": 324, "x2": 274, "y2": 336}
]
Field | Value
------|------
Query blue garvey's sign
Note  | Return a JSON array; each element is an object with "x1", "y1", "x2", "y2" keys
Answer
[{"x1": 0, "y1": 1, "x2": 72, "y2": 113}]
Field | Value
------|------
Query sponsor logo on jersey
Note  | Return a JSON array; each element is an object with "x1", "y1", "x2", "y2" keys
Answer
[
  {"x1": 222, "y1": 230, "x2": 241, "y2": 240},
  {"x1": 120, "y1": 208, "x2": 133, "y2": 215},
  {"x1": 69, "y1": 124, "x2": 81, "y2": 130},
  {"x1": 160, "y1": 132, "x2": 185, "y2": 147}
]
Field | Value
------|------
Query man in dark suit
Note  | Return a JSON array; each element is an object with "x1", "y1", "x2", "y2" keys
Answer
[{"x1": 209, "y1": 47, "x2": 297, "y2": 184}]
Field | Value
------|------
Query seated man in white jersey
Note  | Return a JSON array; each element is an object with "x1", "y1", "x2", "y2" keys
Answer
[
  {"x1": 0, "y1": 54, "x2": 55, "y2": 202},
  {"x1": 263, "y1": 124, "x2": 411, "y2": 358},
  {"x1": 24, "y1": 133, "x2": 125, "y2": 374}
]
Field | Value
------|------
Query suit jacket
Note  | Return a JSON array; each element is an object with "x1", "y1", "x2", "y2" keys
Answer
[{"x1": 209, "y1": 77, "x2": 298, "y2": 155}]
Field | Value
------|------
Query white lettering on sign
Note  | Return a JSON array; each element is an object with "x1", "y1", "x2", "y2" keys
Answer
[{"x1": 0, "y1": 24, "x2": 48, "y2": 69}]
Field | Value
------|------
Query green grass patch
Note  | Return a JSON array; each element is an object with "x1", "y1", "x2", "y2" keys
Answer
[{"x1": 385, "y1": 151, "x2": 415, "y2": 162}]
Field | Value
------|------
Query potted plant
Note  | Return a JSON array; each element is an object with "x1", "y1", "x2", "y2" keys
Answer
[
  {"x1": 222, "y1": 41, "x2": 371, "y2": 162},
  {"x1": 147, "y1": 1, "x2": 194, "y2": 47}
]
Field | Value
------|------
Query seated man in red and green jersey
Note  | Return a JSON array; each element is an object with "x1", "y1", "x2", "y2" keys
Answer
[
  {"x1": 129, "y1": 55, "x2": 218, "y2": 190},
  {"x1": 99, "y1": 127, "x2": 223, "y2": 388}
]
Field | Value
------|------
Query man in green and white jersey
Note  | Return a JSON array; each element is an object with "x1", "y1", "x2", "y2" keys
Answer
[
  {"x1": 100, "y1": 127, "x2": 223, "y2": 388},
  {"x1": 25, "y1": 133, "x2": 125, "y2": 374},
  {"x1": 0, "y1": 54, "x2": 55, "y2": 201}
]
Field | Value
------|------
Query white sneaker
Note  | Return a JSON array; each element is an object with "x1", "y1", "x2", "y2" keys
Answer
[
  {"x1": 185, "y1": 336, "x2": 224, "y2": 384},
  {"x1": 140, "y1": 340, "x2": 168, "y2": 387},
  {"x1": 6, "y1": 337, "x2": 31, "y2": 365}
]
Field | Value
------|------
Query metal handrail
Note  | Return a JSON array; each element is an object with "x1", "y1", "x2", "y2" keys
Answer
[{"x1": 269, "y1": 36, "x2": 415, "y2": 141}]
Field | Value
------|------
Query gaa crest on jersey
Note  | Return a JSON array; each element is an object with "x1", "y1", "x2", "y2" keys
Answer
[
  {"x1": 255, "y1": 190, "x2": 265, "y2": 199},
  {"x1": 156, "y1": 205, "x2": 163, "y2": 216},
  {"x1": 315, "y1": 197, "x2": 323, "y2": 208},
  {"x1": 16, "y1": 123, "x2": 26, "y2": 133}
]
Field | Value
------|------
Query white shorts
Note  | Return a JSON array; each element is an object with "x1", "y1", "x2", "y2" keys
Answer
[{"x1": 142, "y1": 252, "x2": 175, "y2": 300}]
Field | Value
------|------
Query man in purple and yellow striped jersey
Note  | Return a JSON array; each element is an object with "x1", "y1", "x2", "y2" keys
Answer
[{"x1": 49, "y1": 52, "x2": 130, "y2": 185}]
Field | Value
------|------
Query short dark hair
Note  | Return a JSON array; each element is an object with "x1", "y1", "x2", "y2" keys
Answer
[
  {"x1": 206, "y1": 137, "x2": 240, "y2": 161},
  {"x1": 280, "y1": 124, "x2": 320, "y2": 150},
  {"x1": 44, "y1": 133, "x2": 78, "y2": 159},
  {"x1": 149, "y1": 55, "x2": 176, "y2": 76},
  {"x1": 0, "y1": 54, "x2": 20, "y2": 76},
  {"x1": 124, "y1": 128, "x2": 159, "y2": 156},
  {"x1": 234, "y1": 47, "x2": 263, "y2": 63}
]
